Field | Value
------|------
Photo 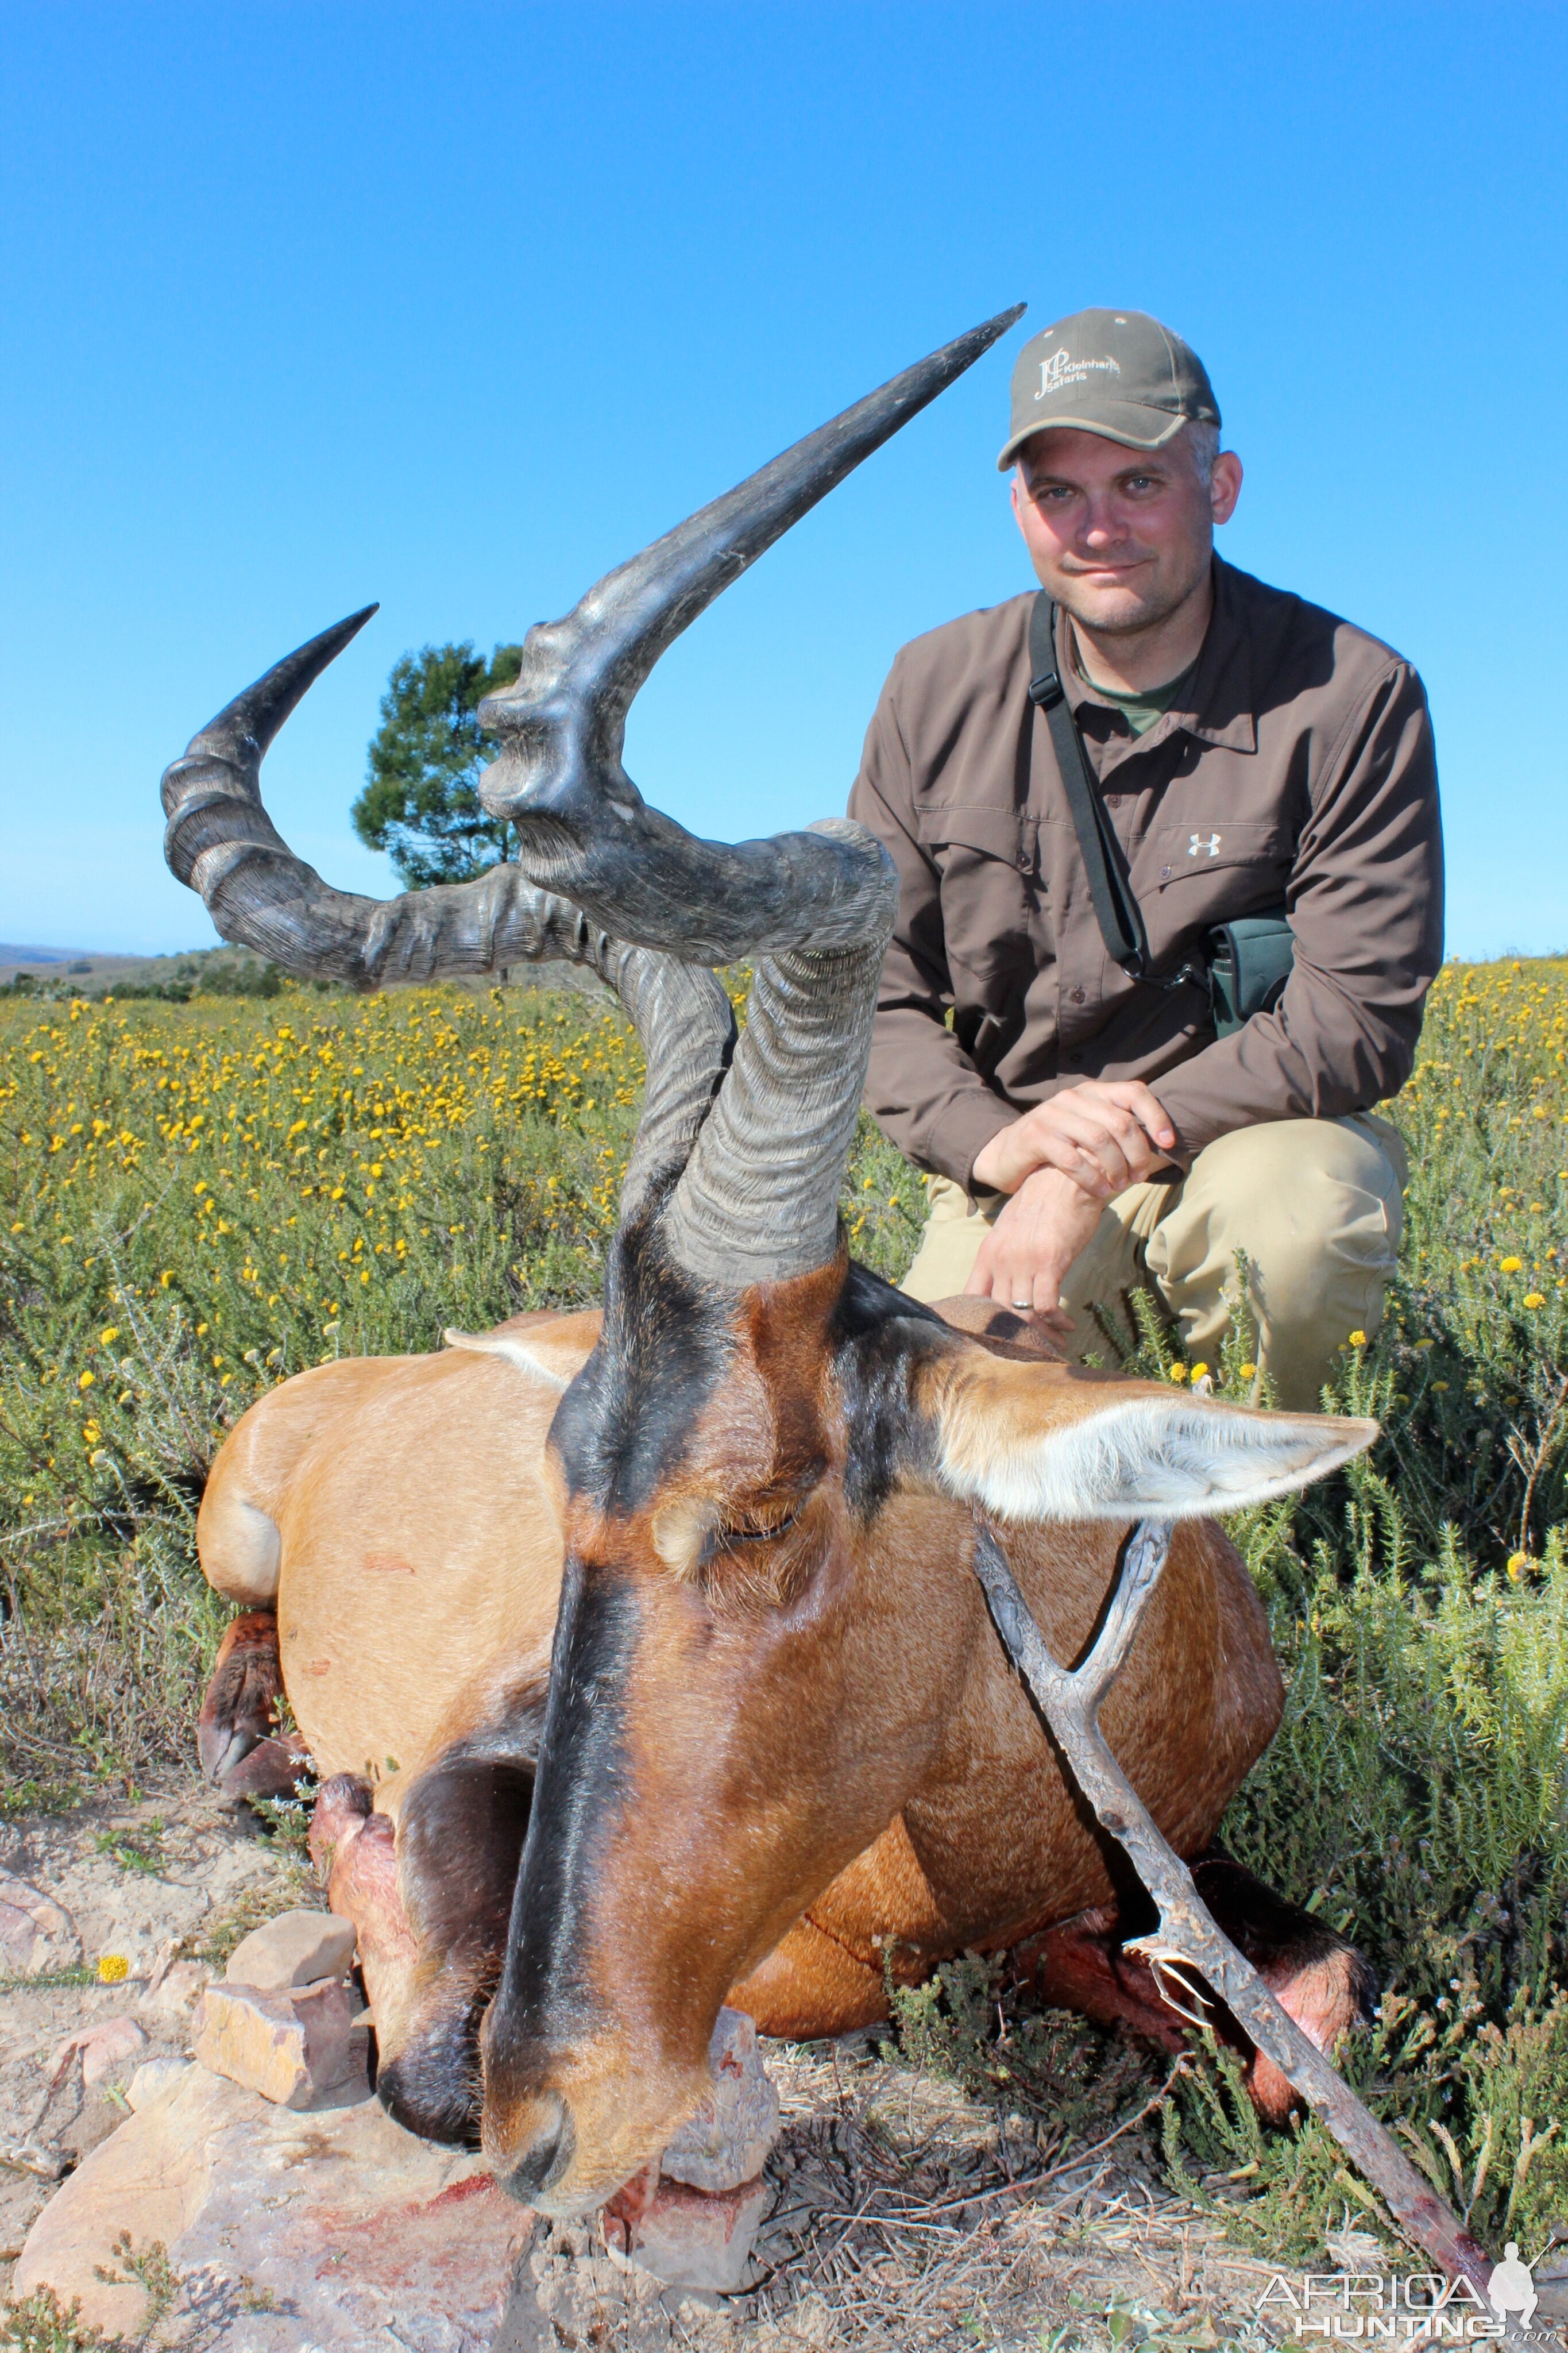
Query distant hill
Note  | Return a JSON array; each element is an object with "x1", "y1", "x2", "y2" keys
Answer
[
  {"x1": 0, "y1": 943, "x2": 215, "y2": 989},
  {"x1": 0, "y1": 938, "x2": 601, "y2": 1000}
]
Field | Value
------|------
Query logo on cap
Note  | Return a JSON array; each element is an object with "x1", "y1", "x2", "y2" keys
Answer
[{"x1": 1036, "y1": 348, "x2": 1123, "y2": 402}]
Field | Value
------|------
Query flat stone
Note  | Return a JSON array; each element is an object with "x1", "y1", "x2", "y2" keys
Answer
[
  {"x1": 225, "y1": 1905, "x2": 357, "y2": 1990},
  {"x1": 12, "y1": 2060, "x2": 534, "y2": 2350},
  {"x1": 194, "y1": 1976, "x2": 367, "y2": 2108},
  {"x1": 603, "y1": 2162, "x2": 771, "y2": 2294},
  {"x1": 48, "y1": 2014, "x2": 147, "y2": 2090},
  {"x1": 0, "y1": 1872, "x2": 80, "y2": 1975},
  {"x1": 659, "y1": 2005, "x2": 781, "y2": 2193},
  {"x1": 125, "y1": 2057, "x2": 192, "y2": 2111}
]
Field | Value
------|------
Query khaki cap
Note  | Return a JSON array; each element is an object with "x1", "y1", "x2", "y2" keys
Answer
[{"x1": 997, "y1": 307, "x2": 1220, "y2": 470}]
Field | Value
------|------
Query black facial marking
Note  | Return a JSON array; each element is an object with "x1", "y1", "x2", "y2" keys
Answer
[
  {"x1": 549, "y1": 1197, "x2": 735, "y2": 1518},
  {"x1": 833, "y1": 1260, "x2": 953, "y2": 1519},
  {"x1": 488, "y1": 1555, "x2": 641, "y2": 2059}
]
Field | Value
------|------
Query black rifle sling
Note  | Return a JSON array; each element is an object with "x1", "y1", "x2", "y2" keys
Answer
[{"x1": 1026, "y1": 591, "x2": 1150, "y2": 981}]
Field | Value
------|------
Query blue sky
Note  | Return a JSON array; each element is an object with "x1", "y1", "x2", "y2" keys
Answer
[{"x1": 2, "y1": 2, "x2": 1564, "y2": 958}]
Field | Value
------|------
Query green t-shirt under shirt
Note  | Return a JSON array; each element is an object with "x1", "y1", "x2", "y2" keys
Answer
[{"x1": 1085, "y1": 663, "x2": 1196, "y2": 738}]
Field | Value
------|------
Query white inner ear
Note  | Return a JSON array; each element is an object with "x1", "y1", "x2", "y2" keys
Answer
[
  {"x1": 940, "y1": 1395, "x2": 1376, "y2": 1523},
  {"x1": 442, "y1": 1327, "x2": 573, "y2": 1393}
]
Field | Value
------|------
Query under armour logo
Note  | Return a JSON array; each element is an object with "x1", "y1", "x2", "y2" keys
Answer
[{"x1": 1189, "y1": 832, "x2": 1222, "y2": 859}]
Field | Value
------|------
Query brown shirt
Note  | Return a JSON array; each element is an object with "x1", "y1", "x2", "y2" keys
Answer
[{"x1": 848, "y1": 557, "x2": 1443, "y2": 1185}]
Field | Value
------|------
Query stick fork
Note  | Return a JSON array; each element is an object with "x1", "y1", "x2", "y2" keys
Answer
[{"x1": 971, "y1": 1518, "x2": 1518, "y2": 2334}]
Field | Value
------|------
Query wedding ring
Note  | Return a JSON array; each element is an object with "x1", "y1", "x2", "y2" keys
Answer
[{"x1": 1010, "y1": 1295, "x2": 1032, "y2": 1310}]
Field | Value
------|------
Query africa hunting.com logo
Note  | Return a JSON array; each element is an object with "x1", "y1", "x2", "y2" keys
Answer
[{"x1": 1256, "y1": 2244, "x2": 1557, "y2": 2344}]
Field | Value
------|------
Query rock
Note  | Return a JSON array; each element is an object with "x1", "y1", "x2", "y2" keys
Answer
[
  {"x1": 0, "y1": 1872, "x2": 80, "y2": 1974},
  {"x1": 603, "y1": 2162, "x2": 771, "y2": 2294},
  {"x1": 125, "y1": 2057, "x2": 192, "y2": 2111},
  {"x1": 496, "y1": 2220, "x2": 674, "y2": 2350},
  {"x1": 659, "y1": 2005, "x2": 781, "y2": 2193},
  {"x1": 48, "y1": 2014, "x2": 147, "y2": 2089},
  {"x1": 194, "y1": 1976, "x2": 368, "y2": 2108},
  {"x1": 137, "y1": 1955, "x2": 213, "y2": 2023},
  {"x1": 225, "y1": 1905, "x2": 357, "y2": 1990},
  {"x1": 13, "y1": 2061, "x2": 533, "y2": 2350}
]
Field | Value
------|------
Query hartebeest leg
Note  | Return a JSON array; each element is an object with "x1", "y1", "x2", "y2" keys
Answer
[
  {"x1": 308, "y1": 1745, "x2": 538, "y2": 2147},
  {"x1": 374, "y1": 1748, "x2": 537, "y2": 2146},
  {"x1": 1012, "y1": 1854, "x2": 1377, "y2": 2125},
  {"x1": 196, "y1": 1609, "x2": 312, "y2": 1799}
]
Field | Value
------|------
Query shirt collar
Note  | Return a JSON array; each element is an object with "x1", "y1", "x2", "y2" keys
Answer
[{"x1": 1057, "y1": 557, "x2": 1257, "y2": 755}]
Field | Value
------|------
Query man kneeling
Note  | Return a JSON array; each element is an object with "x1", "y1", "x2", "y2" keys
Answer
[{"x1": 849, "y1": 307, "x2": 1442, "y2": 1407}]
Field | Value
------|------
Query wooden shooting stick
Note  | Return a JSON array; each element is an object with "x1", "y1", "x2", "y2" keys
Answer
[{"x1": 971, "y1": 1517, "x2": 1514, "y2": 2325}]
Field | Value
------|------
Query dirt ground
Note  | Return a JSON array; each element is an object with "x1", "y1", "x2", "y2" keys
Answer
[
  {"x1": 0, "y1": 1780, "x2": 1545, "y2": 2353},
  {"x1": 0, "y1": 1781, "x2": 306, "y2": 2280}
]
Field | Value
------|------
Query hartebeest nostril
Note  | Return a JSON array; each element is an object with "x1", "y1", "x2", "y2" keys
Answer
[{"x1": 493, "y1": 2090, "x2": 574, "y2": 2204}]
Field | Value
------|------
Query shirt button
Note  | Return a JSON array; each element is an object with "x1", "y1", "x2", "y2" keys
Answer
[
  {"x1": 1160, "y1": 865, "x2": 1172, "y2": 881},
  {"x1": 1069, "y1": 986, "x2": 1086, "y2": 1005},
  {"x1": 1105, "y1": 794, "x2": 1121, "y2": 808}
]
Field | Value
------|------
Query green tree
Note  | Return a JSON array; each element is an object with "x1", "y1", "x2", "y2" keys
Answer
[{"x1": 352, "y1": 641, "x2": 524, "y2": 889}]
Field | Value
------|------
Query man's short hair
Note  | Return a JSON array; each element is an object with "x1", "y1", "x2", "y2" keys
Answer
[{"x1": 1187, "y1": 419, "x2": 1220, "y2": 487}]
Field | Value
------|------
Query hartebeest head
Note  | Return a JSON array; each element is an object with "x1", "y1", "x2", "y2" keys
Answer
[{"x1": 162, "y1": 309, "x2": 1374, "y2": 2212}]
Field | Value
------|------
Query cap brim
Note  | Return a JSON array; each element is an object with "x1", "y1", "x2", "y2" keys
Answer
[{"x1": 997, "y1": 403, "x2": 1189, "y2": 472}]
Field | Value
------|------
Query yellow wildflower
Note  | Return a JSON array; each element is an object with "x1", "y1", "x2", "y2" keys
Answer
[
  {"x1": 77, "y1": 1369, "x2": 94, "y2": 1390},
  {"x1": 1523, "y1": 1291, "x2": 1546, "y2": 1309},
  {"x1": 1500, "y1": 1256, "x2": 1523, "y2": 1273},
  {"x1": 1239, "y1": 1361, "x2": 1258, "y2": 1380},
  {"x1": 1348, "y1": 1329, "x2": 1366, "y2": 1348},
  {"x1": 98, "y1": 1325, "x2": 119, "y2": 1345},
  {"x1": 96, "y1": 1953, "x2": 130, "y2": 1984},
  {"x1": 1506, "y1": 1552, "x2": 1532, "y2": 1581},
  {"x1": 1168, "y1": 1363, "x2": 1188, "y2": 1384}
]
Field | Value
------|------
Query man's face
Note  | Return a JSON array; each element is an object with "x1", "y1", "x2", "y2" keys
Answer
[{"x1": 1011, "y1": 426, "x2": 1242, "y2": 636}]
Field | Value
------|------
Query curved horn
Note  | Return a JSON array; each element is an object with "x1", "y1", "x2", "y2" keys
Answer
[
  {"x1": 477, "y1": 304, "x2": 1023, "y2": 1283},
  {"x1": 160, "y1": 616, "x2": 736, "y2": 1218},
  {"x1": 477, "y1": 304, "x2": 1025, "y2": 965}
]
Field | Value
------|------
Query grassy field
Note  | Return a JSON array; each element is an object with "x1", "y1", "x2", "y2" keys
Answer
[{"x1": 1, "y1": 960, "x2": 1565, "y2": 2262}]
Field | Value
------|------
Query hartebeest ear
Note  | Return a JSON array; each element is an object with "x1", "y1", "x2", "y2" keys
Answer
[
  {"x1": 928, "y1": 1351, "x2": 1376, "y2": 1522},
  {"x1": 443, "y1": 1321, "x2": 598, "y2": 1393}
]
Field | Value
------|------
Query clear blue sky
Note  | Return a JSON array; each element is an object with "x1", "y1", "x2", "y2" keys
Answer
[{"x1": 2, "y1": 2, "x2": 1564, "y2": 958}]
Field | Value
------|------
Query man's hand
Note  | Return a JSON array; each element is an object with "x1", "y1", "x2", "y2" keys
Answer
[
  {"x1": 964, "y1": 1165, "x2": 1106, "y2": 1330},
  {"x1": 970, "y1": 1078, "x2": 1177, "y2": 1200}
]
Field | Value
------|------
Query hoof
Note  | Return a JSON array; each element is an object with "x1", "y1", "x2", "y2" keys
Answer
[
  {"x1": 216, "y1": 1735, "x2": 314, "y2": 1806},
  {"x1": 197, "y1": 1609, "x2": 286, "y2": 1787}
]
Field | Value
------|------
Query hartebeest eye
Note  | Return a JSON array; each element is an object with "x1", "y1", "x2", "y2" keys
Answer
[{"x1": 698, "y1": 1495, "x2": 805, "y2": 1565}]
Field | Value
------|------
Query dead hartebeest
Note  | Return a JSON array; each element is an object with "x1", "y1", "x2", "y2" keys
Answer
[{"x1": 168, "y1": 309, "x2": 1378, "y2": 2219}]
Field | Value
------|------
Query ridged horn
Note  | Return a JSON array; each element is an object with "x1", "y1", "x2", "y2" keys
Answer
[{"x1": 477, "y1": 304, "x2": 1025, "y2": 966}]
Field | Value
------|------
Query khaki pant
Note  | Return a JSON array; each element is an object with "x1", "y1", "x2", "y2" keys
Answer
[{"x1": 901, "y1": 1116, "x2": 1408, "y2": 1410}]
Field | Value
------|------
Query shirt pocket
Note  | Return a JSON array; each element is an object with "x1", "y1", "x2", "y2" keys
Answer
[
  {"x1": 1142, "y1": 818, "x2": 1293, "y2": 951},
  {"x1": 915, "y1": 803, "x2": 1040, "y2": 997}
]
